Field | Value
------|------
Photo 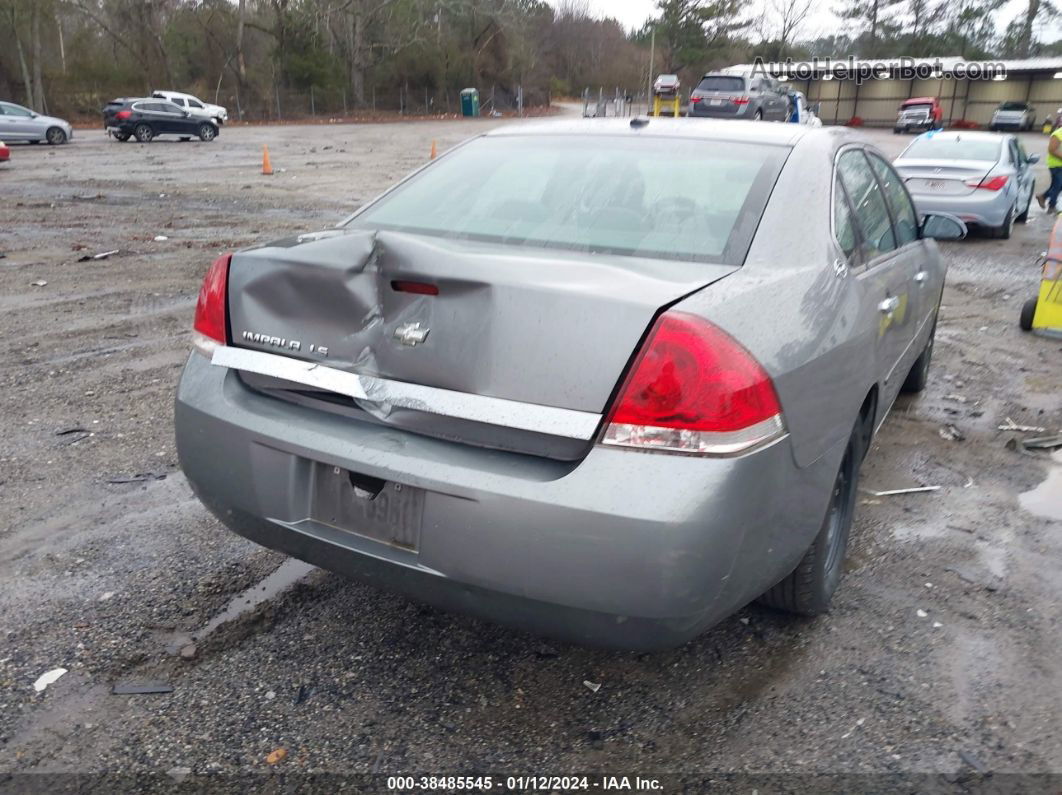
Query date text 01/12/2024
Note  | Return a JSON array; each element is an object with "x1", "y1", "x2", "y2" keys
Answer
[{"x1": 385, "y1": 776, "x2": 664, "y2": 791}]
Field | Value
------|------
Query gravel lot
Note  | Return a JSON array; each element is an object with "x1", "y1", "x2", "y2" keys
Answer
[{"x1": 1, "y1": 116, "x2": 1060, "y2": 791}]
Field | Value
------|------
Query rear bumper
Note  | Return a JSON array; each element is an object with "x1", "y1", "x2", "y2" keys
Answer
[
  {"x1": 688, "y1": 103, "x2": 749, "y2": 118},
  {"x1": 175, "y1": 353, "x2": 836, "y2": 649},
  {"x1": 894, "y1": 120, "x2": 934, "y2": 131},
  {"x1": 909, "y1": 189, "x2": 1014, "y2": 227}
]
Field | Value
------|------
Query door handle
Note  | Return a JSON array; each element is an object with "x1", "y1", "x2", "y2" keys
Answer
[
  {"x1": 914, "y1": 270, "x2": 928, "y2": 285},
  {"x1": 878, "y1": 296, "x2": 900, "y2": 314}
]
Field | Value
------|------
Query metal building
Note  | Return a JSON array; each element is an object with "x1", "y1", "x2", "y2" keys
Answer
[{"x1": 727, "y1": 57, "x2": 1062, "y2": 128}]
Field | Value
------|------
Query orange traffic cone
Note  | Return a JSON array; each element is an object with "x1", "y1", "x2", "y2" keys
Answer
[
  {"x1": 262, "y1": 145, "x2": 273, "y2": 175},
  {"x1": 430, "y1": 140, "x2": 437, "y2": 159}
]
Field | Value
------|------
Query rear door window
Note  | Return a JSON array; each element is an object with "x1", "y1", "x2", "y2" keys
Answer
[
  {"x1": 187, "y1": 99, "x2": 204, "y2": 109},
  {"x1": 837, "y1": 149, "x2": 897, "y2": 261},
  {"x1": 697, "y1": 76, "x2": 745, "y2": 93},
  {"x1": 868, "y1": 153, "x2": 919, "y2": 246},
  {"x1": 833, "y1": 177, "x2": 859, "y2": 262}
]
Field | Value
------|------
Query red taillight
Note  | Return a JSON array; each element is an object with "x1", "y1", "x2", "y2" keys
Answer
[
  {"x1": 192, "y1": 253, "x2": 232, "y2": 353},
  {"x1": 601, "y1": 312, "x2": 784, "y2": 455},
  {"x1": 965, "y1": 175, "x2": 1008, "y2": 191},
  {"x1": 732, "y1": 97, "x2": 750, "y2": 105},
  {"x1": 391, "y1": 279, "x2": 439, "y2": 295},
  {"x1": 690, "y1": 96, "x2": 702, "y2": 103},
  {"x1": 115, "y1": 110, "x2": 132, "y2": 120}
]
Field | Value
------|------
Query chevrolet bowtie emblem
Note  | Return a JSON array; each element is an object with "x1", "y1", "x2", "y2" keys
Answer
[{"x1": 394, "y1": 322, "x2": 429, "y2": 346}]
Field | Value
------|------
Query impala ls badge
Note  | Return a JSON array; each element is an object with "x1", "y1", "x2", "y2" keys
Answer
[{"x1": 394, "y1": 322, "x2": 430, "y2": 347}]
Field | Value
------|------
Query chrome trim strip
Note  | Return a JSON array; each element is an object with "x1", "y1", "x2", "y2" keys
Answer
[{"x1": 210, "y1": 346, "x2": 602, "y2": 440}]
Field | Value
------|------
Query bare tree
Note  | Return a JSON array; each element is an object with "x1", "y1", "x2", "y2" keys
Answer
[{"x1": 769, "y1": 0, "x2": 814, "y2": 58}]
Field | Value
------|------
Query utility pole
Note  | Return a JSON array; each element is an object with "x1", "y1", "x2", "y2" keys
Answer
[{"x1": 646, "y1": 28, "x2": 655, "y2": 115}]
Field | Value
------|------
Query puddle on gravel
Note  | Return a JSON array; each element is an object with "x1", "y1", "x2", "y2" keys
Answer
[
  {"x1": 1019, "y1": 451, "x2": 1062, "y2": 522},
  {"x1": 163, "y1": 558, "x2": 316, "y2": 655}
]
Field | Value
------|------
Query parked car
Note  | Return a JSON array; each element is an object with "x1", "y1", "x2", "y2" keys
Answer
[
  {"x1": 688, "y1": 72, "x2": 790, "y2": 121},
  {"x1": 652, "y1": 74, "x2": 680, "y2": 97},
  {"x1": 893, "y1": 97, "x2": 943, "y2": 133},
  {"x1": 0, "y1": 101, "x2": 73, "y2": 144},
  {"x1": 0, "y1": 139, "x2": 9, "y2": 162},
  {"x1": 175, "y1": 119, "x2": 964, "y2": 650},
  {"x1": 893, "y1": 130, "x2": 1037, "y2": 239},
  {"x1": 989, "y1": 101, "x2": 1036, "y2": 131},
  {"x1": 103, "y1": 98, "x2": 219, "y2": 143},
  {"x1": 151, "y1": 90, "x2": 228, "y2": 126}
]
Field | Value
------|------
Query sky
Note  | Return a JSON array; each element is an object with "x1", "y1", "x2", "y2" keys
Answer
[{"x1": 545, "y1": 0, "x2": 1054, "y2": 43}]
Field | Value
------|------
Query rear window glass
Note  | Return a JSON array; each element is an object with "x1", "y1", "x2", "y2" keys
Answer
[
  {"x1": 697, "y1": 76, "x2": 746, "y2": 93},
  {"x1": 999, "y1": 102, "x2": 1028, "y2": 110},
  {"x1": 902, "y1": 135, "x2": 1001, "y2": 162},
  {"x1": 346, "y1": 135, "x2": 786, "y2": 265},
  {"x1": 902, "y1": 103, "x2": 932, "y2": 113}
]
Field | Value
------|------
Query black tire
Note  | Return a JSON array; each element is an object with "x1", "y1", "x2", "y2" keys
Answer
[
  {"x1": 197, "y1": 123, "x2": 216, "y2": 142},
  {"x1": 902, "y1": 317, "x2": 936, "y2": 393},
  {"x1": 759, "y1": 422, "x2": 863, "y2": 615},
  {"x1": 753, "y1": 109, "x2": 763, "y2": 121},
  {"x1": 45, "y1": 126, "x2": 67, "y2": 145},
  {"x1": 179, "y1": 136, "x2": 192, "y2": 142},
  {"x1": 1017, "y1": 191, "x2": 1032, "y2": 223},
  {"x1": 993, "y1": 205, "x2": 1014, "y2": 239},
  {"x1": 134, "y1": 123, "x2": 154, "y2": 143},
  {"x1": 1020, "y1": 297, "x2": 1037, "y2": 331},
  {"x1": 114, "y1": 132, "x2": 130, "y2": 142}
]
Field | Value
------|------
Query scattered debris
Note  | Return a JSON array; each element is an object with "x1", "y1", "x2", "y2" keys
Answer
[
  {"x1": 153, "y1": 235, "x2": 169, "y2": 242},
  {"x1": 959, "y1": 750, "x2": 989, "y2": 775},
  {"x1": 583, "y1": 680, "x2": 601, "y2": 693},
  {"x1": 739, "y1": 617, "x2": 750, "y2": 626},
  {"x1": 998, "y1": 417, "x2": 1046, "y2": 433},
  {"x1": 862, "y1": 486, "x2": 941, "y2": 497},
  {"x1": 75, "y1": 193, "x2": 103, "y2": 201},
  {"x1": 33, "y1": 667, "x2": 68, "y2": 692},
  {"x1": 179, "y1": 643, "x2": 198, "y2": 661},
  {"x1": 30, "y1": 280, "x2": 47, "y2": 287},
  {"x1": 99, "y1": 591, "x2": 115, "y2": 602},
  {"x1": 533, "y1": 644, "x2": 559, "y2": 659},
  {"x1": 939, "y1": 424, "x2": 965, "y2": 442},
  {"x1": 166, "y1": 767, "x2": 192, "y2": 784},
  {"x1": 77, "y1": 249, "x2": 119, "y2": 262},
  {"x1": 107, "y1": 472, "x2": 167, "y2": 484},
  {"x1": 916, "y1": 609, "x2": 928, "y2": 618},
  {"x1": 266, "y1": 748, "x2": 288, "y2": 765},
  {"x1": 112, "y1": 680, "x2": 174, "y2": 695},
  {"x1": 943, "y1": 394, "x2": 968, "y2": 403},
  {"x1": 265, "y1": 690, "x2": 276, "y2": 700},
  {"x1": 1022, "y1": 434, "x2": 1062, "y2": 451},
  {"x1": 55, "y1": 426, "x2": 87, "y2": 436},
  {"x1": 933, "y1": 621, "x2": 943, "y2": 628}
]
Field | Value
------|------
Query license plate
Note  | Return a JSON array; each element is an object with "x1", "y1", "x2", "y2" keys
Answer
[
  {"x1": 310, "y1": 464, "x2": 424, "y2": 551},
  {"x1": 709, "y1": 99, "x2": 723, "y2": 106}
]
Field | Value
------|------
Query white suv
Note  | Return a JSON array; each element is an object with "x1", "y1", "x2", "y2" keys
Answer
[{"x1": 151, "y1": 91, "x2": 228, "y2": 125}]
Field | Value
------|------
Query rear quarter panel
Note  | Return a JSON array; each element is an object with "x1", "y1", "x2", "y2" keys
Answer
[{"x1": 674, "y1": 130, "x2": 879, "y2": 469}]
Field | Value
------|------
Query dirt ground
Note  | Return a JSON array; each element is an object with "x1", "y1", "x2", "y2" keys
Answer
[{"x1": 0, "y1": 117, "x2": 1060, "y2": 791}]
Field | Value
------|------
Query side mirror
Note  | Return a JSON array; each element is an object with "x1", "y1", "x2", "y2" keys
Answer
[
  {"x1": 30, "y1": 112, "x2": 39, "y2": 118},
  {"x1": 922, "y1": 212, "x2": 966, "y2": 241},
  {"x1": 1028, "y1": 154, "x2": 1040, "y2": 164}
]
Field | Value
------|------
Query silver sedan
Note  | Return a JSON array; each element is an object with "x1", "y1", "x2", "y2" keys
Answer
[
  {"x1": 893, "y1": 130, "x2": 1037, "y2": 239},
  {"x1": 175, "y1": 120, "x2": 964, "y2": 649},
  {"x1": 0, "y1": 101, "x2": 73, "y2": 145}
]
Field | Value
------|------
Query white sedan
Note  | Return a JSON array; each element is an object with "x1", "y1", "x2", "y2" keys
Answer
[{"x1": 151, "y1": 91, "x2": 228, "y2": 126}]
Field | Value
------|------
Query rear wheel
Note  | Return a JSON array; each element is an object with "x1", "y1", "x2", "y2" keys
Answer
[
  {"x1": 134, "y1": 123, "x2": 154, "y2": 143},
  {"x1": 113, "y1": 132, "x2": 130, "y2": 142},
  {"x1": 993, "y1": 205, "x2": 1014, "y2": 239},
  {"x1": 197, "y1": 123, "x2": 216, "y2": 142},
  {"x1": 1017, "y1": 190, "x2": 1032, "y2": 223},
  {"x1": 179, "y1": 136, "x2": 192, "y2": 142},
  {"x1": 753, "y1": 109, "x2": 763, "y2": 121},
  {"x1": 1020, "y1": 297, "x2": 1037, "y2": 331},
  {"x1": 45, "y1": 126, "x2": 67, "y2": 145},
  {"x1": 759, "y1": 422, "x2": 862, "y2": 615}
]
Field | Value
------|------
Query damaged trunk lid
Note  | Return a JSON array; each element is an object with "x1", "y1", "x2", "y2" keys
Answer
[{"x1": 225, "y1": 229, "x2": 737, "y2": 458}]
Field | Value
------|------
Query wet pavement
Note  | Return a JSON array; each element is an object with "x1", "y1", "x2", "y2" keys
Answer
[{"x1": 0, "y1": 120, "x2": 1060, "y2": 788}]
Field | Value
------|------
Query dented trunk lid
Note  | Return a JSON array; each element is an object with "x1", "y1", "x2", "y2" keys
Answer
[{"x1": 225, "y1": 229, "x2": 737, "y2": 457}]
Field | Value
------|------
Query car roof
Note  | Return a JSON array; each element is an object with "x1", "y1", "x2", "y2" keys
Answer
[
  {"x1": 910, "y1": 130, "x2": 1008, "y2": 142},
  {"x1": 903, "y1": 97, "x2": 936, "y2": 104},
  {"x1": 484, "y1": 117, "x2": 846, "y2": 148}
]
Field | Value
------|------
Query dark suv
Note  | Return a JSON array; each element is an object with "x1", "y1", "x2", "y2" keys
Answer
[
  {"x1": 688, "y1": 72, "x2": 790, "y2": 121},
  {"x1": 102, "y1": 98, "x2": 219, "y2": 143}
]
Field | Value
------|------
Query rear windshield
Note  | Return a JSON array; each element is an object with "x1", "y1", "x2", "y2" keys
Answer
[
  {"x1": 902, "y1": 136, "x2": 1001, "y2": 162},
  {"x1": 902, "y1": 103, "x2": 932, "y2": 113},
  {"x1": 346, "y1": 134, "x2": 787, "y2": 264},
  {"x1": 697, "y1": 76, "x2": 746, "y2": 93},
  {"x1": 999, "y1": 102, "x2": 1028, "y2": 110}
]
